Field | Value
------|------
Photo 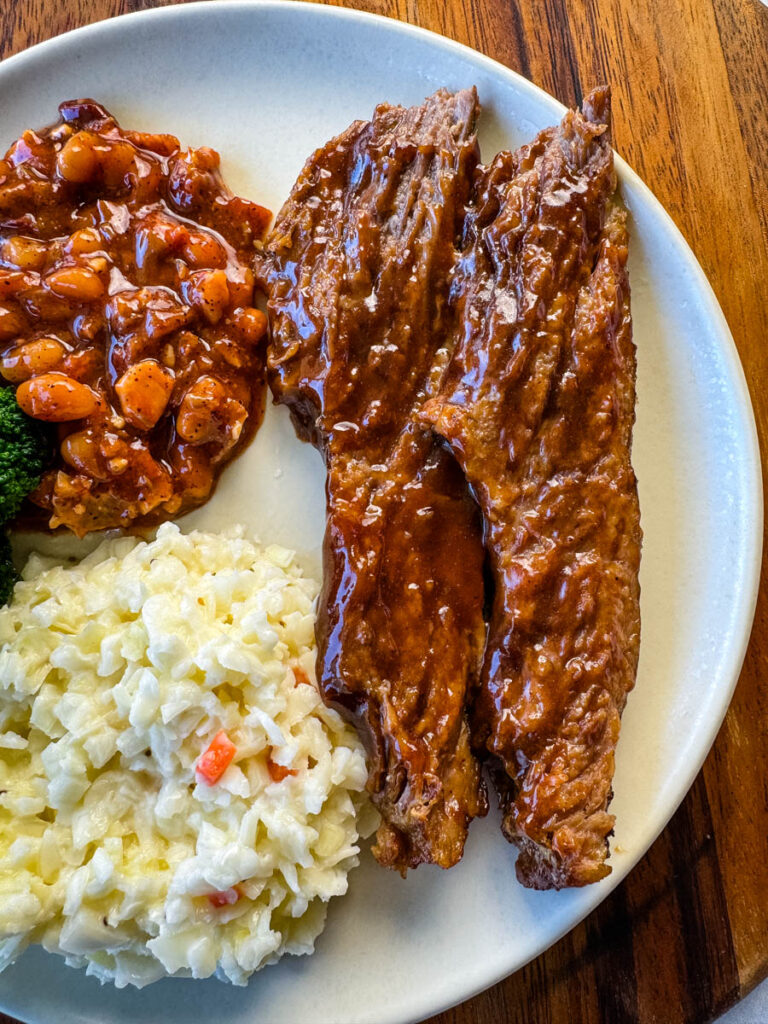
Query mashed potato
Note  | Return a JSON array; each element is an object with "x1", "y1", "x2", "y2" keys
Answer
[{"x1": 0, "y1": 523, "x2": 374, "y2": 988}]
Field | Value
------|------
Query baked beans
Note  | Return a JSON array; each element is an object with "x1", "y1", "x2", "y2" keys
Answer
[{"x1": 0, "y1": 100, "x2": 270, "y2": 535}]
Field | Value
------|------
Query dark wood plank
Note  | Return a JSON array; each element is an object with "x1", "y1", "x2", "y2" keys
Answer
[{"x1": 1, "y1": 2, "x2": 767, "y2": 1023}]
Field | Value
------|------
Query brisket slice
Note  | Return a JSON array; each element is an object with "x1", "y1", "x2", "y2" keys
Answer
[
  {"x1": 261, "y1": 89, "x2": 488, "y2": 871},
  {"x1": 421, "y1": 88, "x2": 642, "y2": 888}
]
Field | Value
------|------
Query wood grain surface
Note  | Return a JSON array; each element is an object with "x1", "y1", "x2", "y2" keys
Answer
[{"x1": 0, "y1": 1, "x2": 766, "y2": 1022}]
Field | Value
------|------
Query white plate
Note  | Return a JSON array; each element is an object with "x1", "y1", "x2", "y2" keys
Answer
[{"x1": 0, "y1": 3, "x2": 762, "y2": 1023}]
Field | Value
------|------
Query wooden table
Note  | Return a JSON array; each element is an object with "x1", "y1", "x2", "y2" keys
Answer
[{"x1": 1, "y1": 1, "x2": 766, "y2": 1022}]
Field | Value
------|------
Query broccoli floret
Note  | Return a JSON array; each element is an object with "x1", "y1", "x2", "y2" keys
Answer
[
  {"x1": 0, "y1": 530, "x2": 18, "y2": 606},
  {"x1": 0, "y1": 386, "x2": 52, "y2": 523}
]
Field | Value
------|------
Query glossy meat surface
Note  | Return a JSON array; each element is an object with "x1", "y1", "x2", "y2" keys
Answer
[
  {"x1": 262, "y1": 89, "x2": 488, "y2": 870},
  {"x1": 422, "y1": 89, "x2": 642, "y2": 888}
]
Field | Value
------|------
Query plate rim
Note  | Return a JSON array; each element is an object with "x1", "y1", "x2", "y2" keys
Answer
[{"x1": 0, "y1": 3, "x2": 763, "y2": 1022}]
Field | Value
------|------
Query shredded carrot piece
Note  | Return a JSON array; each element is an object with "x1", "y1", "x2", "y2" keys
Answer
[
  {"x1": 267, "y1": 751, "x2": 297, "y2": 783},
  {"x1": 196, "y1": 730, "x2": 236, "y2": 785},
  {"x1": 207, "y1": 887, "x2": 240, "y2": 908},
  {"x1": 292, "y1": 665, "x2": 310, "y2": 687}
]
